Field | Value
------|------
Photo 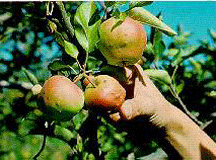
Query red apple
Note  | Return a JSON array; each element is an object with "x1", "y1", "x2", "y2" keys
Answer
[
  {"x1": 40, "y1": 75, "x2": 84, "y2": 121},
  {"x1": 84, "y1": 75, "x2": 126, "y2": 110},
  {"x1": 98, "y1": 17, "x2": 147, "y2": 66}
]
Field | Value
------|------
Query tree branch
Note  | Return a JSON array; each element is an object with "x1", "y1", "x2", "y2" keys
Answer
[{"x1": 170, "y1": 84, "x2": 204, "y2": 127}]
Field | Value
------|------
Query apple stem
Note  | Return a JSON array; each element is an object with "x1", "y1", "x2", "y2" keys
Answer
[{"x1": 84, "y1": 74, "x2": 96, "y2": 88}]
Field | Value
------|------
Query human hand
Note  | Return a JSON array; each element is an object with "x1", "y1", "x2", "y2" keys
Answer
[
  {"x1": 110, "y1": 63, "x2": 172, "y2": 128},
  {"x1": 110, "y1": 64, "x2": 216, "y2": 159}
]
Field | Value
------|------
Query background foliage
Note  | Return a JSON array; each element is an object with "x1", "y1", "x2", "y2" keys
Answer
[{"x1": 0, "y1": 2, "x2": 215, "y2": 159}]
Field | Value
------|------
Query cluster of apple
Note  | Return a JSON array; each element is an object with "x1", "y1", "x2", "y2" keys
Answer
[{"x1": 39, "y1": 17, "x2": 147, "y2": 121}]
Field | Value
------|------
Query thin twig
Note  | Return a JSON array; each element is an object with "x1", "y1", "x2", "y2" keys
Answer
[
  {"x1": 76, "y1": 59, "x2": 84, "y2": 72},
  {"x1": 68, "y1": 65, "x2": 78, "y2": 75},
  {"x1": 46, "y1": 2, "x2": 54, "y2": 16},
  {"x1": 84, "y1": 52, "x2": 89, "y2": 71},
  {"x1": 200, "y1": 120, "x2": 213, "y2": 130},
  {"x1": 84, "y1": 74, "x2": 96, "y2": 88},
  {"x1": 170, "y1": 84, "x2": 203, "y2": 127},
  {"x1": 171, "y1": 65, "x2": 179, "y2": 83}
]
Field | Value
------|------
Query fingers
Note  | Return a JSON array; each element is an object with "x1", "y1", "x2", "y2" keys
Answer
[
  {"x1": 132, "y1": 64, "x2": 167, "y2": 100},
  {"x1": 110, "y1": 64, "x2": 168, "y2": 122},
  {"x1": 133, "y1": 63, "x2": 157, "y2": 88},
  {"x1": 120, "y1": 98, "x2": 150, "y2": 121},
  {"x1": 109, "y1": 112, "x2": 121, "y2": 123},
  {"x1": 109, "y1": 99, "x2": 141, "y2": 122}
]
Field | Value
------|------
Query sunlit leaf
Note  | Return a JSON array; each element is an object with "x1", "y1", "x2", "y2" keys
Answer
[
  {"x1": 64, "y1": 40, "x2": 79, "y2": 59},
  {"x1": 129, "y1": 1, "x2": 153, "y2": 9},
  {"x1": 74, "y1": 1, "x2": 101, "y2": 52},
  {"x1": 205, "y1": 81, "x2": 216, "y2": 89},
  {"x1": 74, "y1": 1, "x2": 97, "y2": 31},
  {"x1": 48, "y1": 20, "x2": 57, "y2": 33},
  {"x1": 54, "y1": 125, "x2": 74, "y2": 141},
  {"x1": 176, "y1": 80, "x2": 185, "y2": 95},
  {"x1": 87, "y1": 19, "x2": 101, "y2": 52},
  {"x1": 189, "y1": 57, "x2": 202, "y2": 75},
  {"x1": 129, "y1": 7, "x2": 177, "y2": 36},
  {"x1": 22, "y1": 67, "x2": 38, "y2": 85},
  {"x1": 55, "y1": 31, "x2": 65, "y2": 47},
  {"x1": 206, "y1": 91, "x2": 216, "y2": 98},
  {"x1": 0, "y1": 12, "x2": 12, "y2": 24},
  {"x1": 77, "y1": 134, "x2": 83, "y2": 152},
  {"x1": 75, "y1": 27, "x2": 89, "y2": 51},
  {"x1": 168, "y1": 48, "x2": 179, "y2": 57},
  {"x1": 145, "y1": 69, "x2": 172, "y2": 85}
]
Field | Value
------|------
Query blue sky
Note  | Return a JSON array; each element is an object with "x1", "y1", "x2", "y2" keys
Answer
[{"x1": 145, "y1": 1, "x2": 216, "y2": 45}]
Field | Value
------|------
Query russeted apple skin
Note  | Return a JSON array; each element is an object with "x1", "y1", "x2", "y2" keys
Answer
[
  {"x1": 40, "y1": 75, "x2": 84, "y2": 121},
  {"x1": 84, "y1": 75, "x2": 126, "y2": 110},
  {"x1": 98, "y1": 17, "x2": 147, "y2": 66}
]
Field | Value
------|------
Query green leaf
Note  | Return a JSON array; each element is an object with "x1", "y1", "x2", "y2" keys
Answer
[
  {"x1": 0, "y1": 12, "x2": 12, "y2": 23},
  {"x1": 204, "y1": 81, "x2": 216, "y2": 89},
  {"x1": 48, "y1": 20, "x2": 57, "y2": 33},
  {"x1": 74, "y1": 1, "x2": 101, "y2": 52},
  {"x1": 188, "y1": 57, "x2": 202, "y2": 75},
  {"x1": 129, "y1": 7, "x2": 177, "y2": 36},
  {"x1": 22, "y1": 67, "x2": 38, "y2": 85},
  {"x1": 111, "y1": 13, "x2": 127, "y2": 31},
  {"x1": 104, "y1": 1, "x2": 127, "y2": 8},
  {"x1": 74, "y1": 1, "x2": 97, "y2": 31},
  {"x1": 48, "y1": 59, "x2": 69, "y2": 71},
  {"x1": 77, "y1": 134, "x2": 83, "y2": 152},
  {"x1": 206, "y1": 91, "x2": 216, "y2": 98},
  {"x1": 75, "y1": 27, "x2": 89, "y2": 51},
  {"x1": 129, "y1": 1, "x2": 153, "y2": 8},
  {"x1": 72, "y1": 110, "x2": 88, "y2": 130},
  {"x1": 100, "y1": 65, "x2": 128, "y2": 82},
  {"x1": 54, "y1": 125, "x2": 74, "y2": 142},
  {"x1": 87, "y1": 56, "x2": 102, "y2": 71},
  {"x1": 176, "y1": 80, "x2": 185, "y2": 95},
  {"x1": 145, "y1": 69, "x2": 172, "y2": 85},
  {"x1": 168, "y1": 48, "x2": 179, "y2": 57},
  {"x1": 153, "y1": 28, "x2": 166, "y2": 56},
  {"x1": 87, "y1": 19, "x2": 101, "y2": 52},
  {"x1": 145, "y1": 42, "x2": 154, "y2": 55},
  {"x1": 64, "y1": 40, "x2": 79, "y2": 59},
  {"x1": 55, "y1": 31, "x2": 65, "y2": 47}
]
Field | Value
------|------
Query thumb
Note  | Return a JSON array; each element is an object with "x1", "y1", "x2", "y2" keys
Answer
[
  {"x1": 119, "y1": 98, "x2": 144, "y2": 120},
  {"x1": 108, "y1": 99, "x2": 143, "y2": 122}
]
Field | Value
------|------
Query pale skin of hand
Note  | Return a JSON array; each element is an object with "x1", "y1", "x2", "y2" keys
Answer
[{"x1": 110, "y1": 64, "x2": 216, "y2": 160}]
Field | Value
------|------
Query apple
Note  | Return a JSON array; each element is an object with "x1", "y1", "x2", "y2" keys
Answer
[
  {"x1": 39, "y1": 75, "x2": 84, "y2": 121},
  {"x1": 84, "y1": 75, "x2": 126, "y2": 110},
  {"x1": 98, "y1": 17, "x2": 147, "y2": 66}
]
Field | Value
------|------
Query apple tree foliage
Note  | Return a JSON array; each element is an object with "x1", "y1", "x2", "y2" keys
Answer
[{"x1": 0, "y1": 1, "x2": 216, "y2": 159}]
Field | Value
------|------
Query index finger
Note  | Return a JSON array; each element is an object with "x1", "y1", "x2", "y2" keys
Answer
[{"x1": 128, "y1": 64, "x2": 165, "y2": 99}]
